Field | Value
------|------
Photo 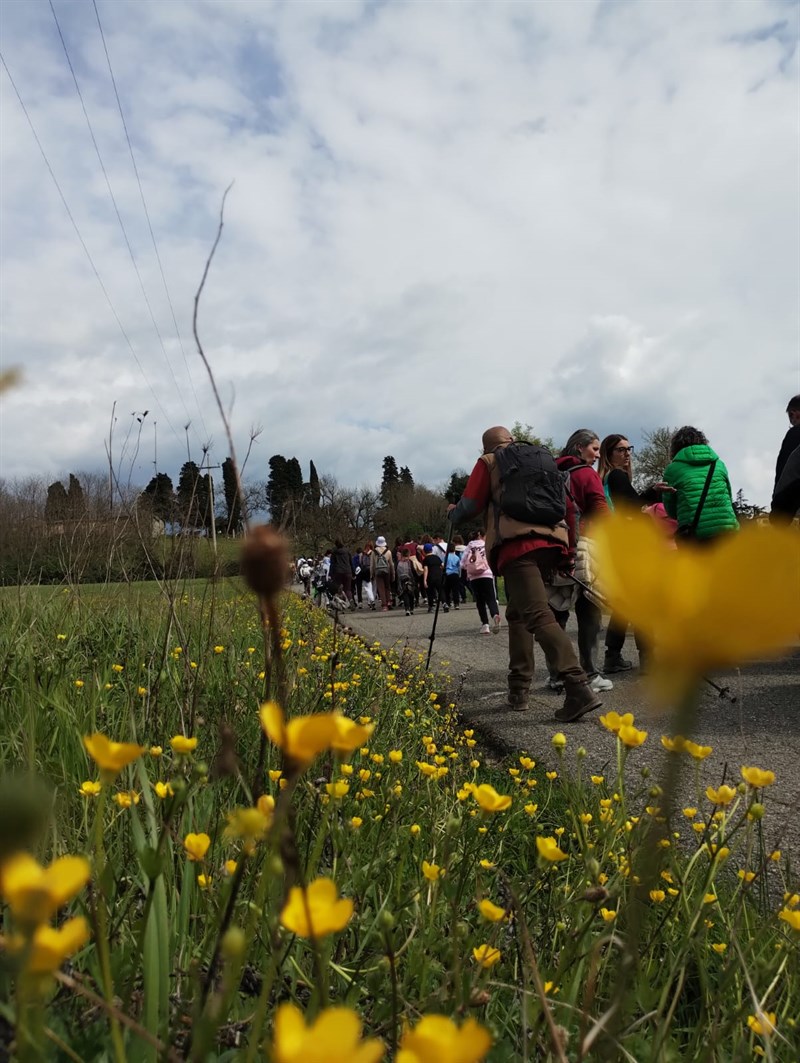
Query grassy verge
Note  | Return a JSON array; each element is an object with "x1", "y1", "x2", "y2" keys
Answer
[{"x1": 0, "y1": 579, "x2": 797, "y2": 1060}]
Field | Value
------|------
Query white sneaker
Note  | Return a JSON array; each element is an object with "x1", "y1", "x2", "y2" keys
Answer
[
  {"x1": 589, "y1": 674, "x2": 613, "y2": 692},
  {"x1": 492, "y1": 615, "x2": 502, "y2": 634},
  {"x1": 479, "y1": 623, "x2": 491, "y2": 635}
]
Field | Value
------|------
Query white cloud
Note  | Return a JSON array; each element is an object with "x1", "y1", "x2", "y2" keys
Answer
[{"x1": 1, "y1": 0, "x2": 798, "y2": 507}]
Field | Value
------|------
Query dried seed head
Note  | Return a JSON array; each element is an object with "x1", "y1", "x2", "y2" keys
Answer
[
  {"x1": 240, "y1": 525, "x2": 288, "y2": 599},
  {"x1": 583, "y1": 886, "x2": 609, "y2": 904}
]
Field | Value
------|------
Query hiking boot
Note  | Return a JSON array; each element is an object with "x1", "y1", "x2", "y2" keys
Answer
[
  {"x1": 589, "y1": 674, "x2": 613, "y2": 692},
  {"x1": 508, "y1": 690, "x2": 529, "y2": 712},
  {"x1": 603, "y1": 653, "x2": 633, "y2": 674},
  {"x1": 554, "y1": 683, "x2": 602, "y2": 723}
]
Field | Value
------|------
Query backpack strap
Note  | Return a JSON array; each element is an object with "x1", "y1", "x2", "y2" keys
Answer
[{"x1": 688, "y1": 460, "x2": 717, "y2": 534}]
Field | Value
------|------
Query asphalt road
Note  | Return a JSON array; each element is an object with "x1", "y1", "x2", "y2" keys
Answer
[{"x1": 335, "y1": 596, "x2": 800, "y2": 866}]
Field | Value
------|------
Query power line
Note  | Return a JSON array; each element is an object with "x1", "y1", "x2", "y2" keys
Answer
[
  {"x1": 0, "y1": 49, "x2": 183, "y2": 447},
  {"x1": 48, "y1": 0, "x2": 200, "y2": 442},
  {"x1": 92, "y1": 0, "x2": 210, "y2": 443}
]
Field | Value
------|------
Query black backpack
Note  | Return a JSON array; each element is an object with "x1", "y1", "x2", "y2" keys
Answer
[{"x1": 494, "y1": 442, "x2": 567, "y2": 526}]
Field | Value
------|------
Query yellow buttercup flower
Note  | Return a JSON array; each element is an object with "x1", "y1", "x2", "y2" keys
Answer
[
  {"x1": 224, "y1": 807, "x2": 271, "y2": 844},
  {"x1": 472, "y1": 943, "x2": 501, "y2": 968},
  {"x1": 778, "y1": 908, "x2": 800, "y2": 931},
  {"x1": 536, "y1": 837, "x2": 568, "y2": 863},
  {"x1": 741, "y1": 766, "x2": 776, "y2": 788},
  {"x1": 519, "y1": 756, "x2": 535, "y2": 770},
  {"x1": 398, "y1": 1015, "x2": 491, "y2": 1063},
  {"x1": 331, "y1": 715, "x2": 374, "y2": 754},
  {"x1": 350, "y1": 817, "x2": 363, "y2": 829},
  {"x1": 183, "y1": 833, "x2": 211, "y2": 862},
  {"x1": 197, "y1": 874, "x2": 211, "y2": 890},
  {"x1": 83, "y1": 733, "x2": 145, "y2": 776},
  {"x1": 591, "y1": 775, "x2": 604, "y2": 785},
  {"x1": 747, "y1": 1012, "x2": 777, "y2": 1038},
  {"x1": 599, "y1": 908, "x2": 617, "y2": 922},
  {"x1": 280, "y1": 877, "x2": 353, "y2": 938},
  {"x1": 684, "y1": 740, "x2": 713, "y2": 760},
  {"x1": 422, "y1": 861, "x2": 444, "y2": 882},
  {"x1": 410, "y1": 824, "x2": 421, "y2": 836},
  {"x1": 711, "y1": 942, "x2": 727, "y2": 954},
  {"x1": 170, "y1": 735, "x2": 198, "y2": 755},
  {"x1": 268, "y1": 1003, "x2": 384, "y2": 1063},
  {"x1": 551, "y1": 732, "x2": 567, "y2": 749},
  {"x1": 599, "y1": 711, "x2": 634, "y2": 736},
  {"x1": 326, "y1": 781, "x2": 351, "y2": 799},
  {"x1": 618, "y1": 724, "x2": 648, "y2": 748},
  {"x1": 389, "y1": 750, "x2": 403, "y2": 763},
  {"x1": 114, "y1": 790, "x2": 140, "y2": 809},
  {"x1": 149, "y1": 746, "x2": 163, "y2": 757},
  {"x1": 1, "y1": 853, "x2": 90, "y2": 926},
  {"x1": 649, "y1": 889, "x2": 666, "y2": 903},
  {"x1": 477, "y1": 898, "x2": 506, "y2": 922},
  {"x1": 78, "y1": 780, "x2": 101, "y2": 798},
  {"x1": 706, "y1": 785, "x2": 737, "y2": 807},
  {"x1": 593, "y1": 515, "x2": 800, "y2": 697},
  {"x1": 153, "y1": 781, "x2": 173, "y2": 800},
  {"x1": 472, "y1": 784, "x2": 512, "y2": 814},
  {"x1": 11, "y1": 916, "x2": 89, "y2": 976}
]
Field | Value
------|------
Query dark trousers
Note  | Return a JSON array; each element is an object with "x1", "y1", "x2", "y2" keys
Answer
[
  {"x1": 332, "y1": 572, "x2": 353, "y2": 601},
  {"x1": 605, "y1": 616, "x2": 645, "y2": 657},
  {"x1": 444, "y1": 573, "x2": 462, "y2": 607},
  {"x1": 375, "y1": 572, "x2": 391, "y2": 608},
  {"x1": 426, "y1": 581, "x2": 442, "y2": 609},
  {"x1": 472, "y1": 577, "x2": 499, "y2": 625},
  {"x1": 504, "y1": 552, "x2": 585, "y2": 696},
  {"x1": 399, "y1": 581, "x2": 415, "y2": 611},
  {"x1": 550, "y1": 593, "x2": 602, "y2": 677}
]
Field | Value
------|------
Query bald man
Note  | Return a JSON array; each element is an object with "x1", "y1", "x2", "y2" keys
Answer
[{"x1": 448, "y1": 426, "x2": 602, "y2": 721}]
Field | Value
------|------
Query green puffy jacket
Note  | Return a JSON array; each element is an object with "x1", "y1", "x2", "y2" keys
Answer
[{"x1": 663, "y1": 445, "x2": 739, "y2": 539}]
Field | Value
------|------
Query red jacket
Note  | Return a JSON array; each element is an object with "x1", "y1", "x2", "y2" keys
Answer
[{"x1": 557, "y1": 456, "x2": 608, "y2": 543}]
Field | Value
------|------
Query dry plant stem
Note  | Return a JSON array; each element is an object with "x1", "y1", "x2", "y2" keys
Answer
[
  {"x1": 252, "y1": 594, "x2": 284, "y2": 801},
  {"x1": 192, "y1": 182, "x2": 250, "y2": 538},
  {"x1": 51, "y1": 969, "x2": 181, "y2": 1061},
  {"x1": 505, "y1": 881, "x2": 569, "y2": 1063}
]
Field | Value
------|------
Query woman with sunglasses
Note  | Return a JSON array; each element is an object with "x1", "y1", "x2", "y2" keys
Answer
[{"x1": 597, "y1": 434, "x2": 671, "y2": 673}]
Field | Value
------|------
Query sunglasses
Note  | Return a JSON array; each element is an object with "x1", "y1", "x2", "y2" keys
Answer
[{"x1": 613, "y1": 445, "x2": 635, "y2": 455}]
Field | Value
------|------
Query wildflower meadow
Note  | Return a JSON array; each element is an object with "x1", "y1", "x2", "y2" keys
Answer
[{"x1": 0, "y1": 519, "x2": 799, "y2": 1062}]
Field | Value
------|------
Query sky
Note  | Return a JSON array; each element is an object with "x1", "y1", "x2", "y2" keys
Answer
[{"x1": 1, "y1": 0, "x2": 799, "y2": 507}]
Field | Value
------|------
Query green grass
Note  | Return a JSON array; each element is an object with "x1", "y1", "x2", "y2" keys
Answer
[{"x1": 0, "y1": 579, "x2": 797, "y2": 1061}]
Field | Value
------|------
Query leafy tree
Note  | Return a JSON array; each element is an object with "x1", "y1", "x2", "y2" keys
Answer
[
  {"x1": 45, "y1": 480, "x2": 68, "y2": 523},
  {"x1": 380, "y1": 456, "x2": 400, "y2": 505},
  {"x1": 221, "y1": 458, "x2": 242, "y2": 534},
  {"x1": 444, "y1": 470, "x2": 469, "y2": 505},
  {"x1": 142, "y1": 473, "x2": 175, "y2": 522},
  {"x1": 177, "y1": 461, "x2": 203, "y2": 529},
  {"x1": 399, "y1": 465, "x2": 414, "y2": 489},
  {"x1": 308, "y1": 460, "x2": 321, "y2": 507},
  {"x1": 732, "y1": 489, "x2": 765, "y2": 521},
  {"x1": 510, "y1": 421, "x2": 556, "y2": 451},
  {"x1": 267, "y1": 455, "x2": 304, "y2": 526},
  {"x1": 633, "y1": 426, "x2": 676, "y2": 491}
]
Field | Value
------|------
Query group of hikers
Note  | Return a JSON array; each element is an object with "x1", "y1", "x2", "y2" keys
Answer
[{"x1": 294, "y1": 396, "x2": 800, "y2": 723}]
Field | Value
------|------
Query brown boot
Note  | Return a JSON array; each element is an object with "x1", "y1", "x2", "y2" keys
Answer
[
  {"x1": 508, "y1": 690, "x2": 529, "y2": 712},
  {"x1": 554, "y1": 682, "x2": 602, "y2": 723}
]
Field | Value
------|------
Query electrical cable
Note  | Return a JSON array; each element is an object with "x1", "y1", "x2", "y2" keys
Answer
[
  {"x1": 0, "y1": 49, "x2": 182, "y2": 446},
  {"x1": 48, "y1": 0, "x2": 201, "y2": 443},
  {"x1": 91, "y1": 0, "x2": 210, "y2": 444}
]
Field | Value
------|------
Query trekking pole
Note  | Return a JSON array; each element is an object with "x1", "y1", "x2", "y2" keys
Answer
[
  {"x1": 425, "y1": 528, "x2": 453, "y2": 671},
  {"x1": 565, "y1": 573, "x2": 736, "y2": 703}
]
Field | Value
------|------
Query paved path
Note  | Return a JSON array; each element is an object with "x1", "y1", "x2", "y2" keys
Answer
[{"x1": 338, "y1": 598, "x2": 800, "y2": 865}]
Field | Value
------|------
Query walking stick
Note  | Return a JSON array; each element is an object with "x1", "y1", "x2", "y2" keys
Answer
[
  {"x1": 425, "y1": 531, "x2": 453, "y2": 671},
  {"x1": 565, "y1": 573, "x2": 737, "y2": 703}
]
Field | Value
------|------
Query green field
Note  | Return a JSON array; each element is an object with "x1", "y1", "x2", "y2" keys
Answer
[{"x1": 0, "y1": 575, "x2": 797, "y2": 1061}]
